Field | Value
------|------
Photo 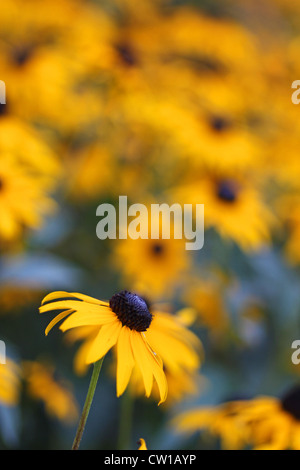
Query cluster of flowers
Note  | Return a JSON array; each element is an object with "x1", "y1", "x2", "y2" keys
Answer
[{"x1": 1, "y1": 0, "x2": 300, "y2": 450}]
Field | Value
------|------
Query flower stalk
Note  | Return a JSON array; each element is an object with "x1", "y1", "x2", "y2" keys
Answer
[{"x1": 72, "y1": 357, "x2": 104, "y2": 450}]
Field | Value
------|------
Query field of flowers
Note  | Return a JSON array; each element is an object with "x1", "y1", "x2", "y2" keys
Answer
[{"x1": 1, "y1": 0, "x2": 300, "y2": 451}]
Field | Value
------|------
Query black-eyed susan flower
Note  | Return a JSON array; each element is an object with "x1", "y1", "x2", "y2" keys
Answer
[
  {"x1": 174, "y1": 386, "x2": 300, "y2": 450},
  {"x1": 0, "y1": 154, "x2": 56, "y2": 241},
  {"x1": 233, "y1": 387, "x2": 300, "y2": 450},
  {"x1": 64, "y1": 142, "x2": 115, "y2": 202},
  {"x1": 0, "y1": 359, "x2": 21, "y2": 407},
  {"x1": 0, "y1": 284, "x2": 42, "y2": 314},
  {"x1": 64, "y1": 306, "x2": 203, "y2": 406},
  {"x1": 113, "y1": 237, "x2": 190, "y2": 298},
  {"x1": 112, "y1": 209, "x2": 191, "y2": 298},
  {"x1": 182, "y1": 274, "x2": 230, "y2": 336},
  {"x1": 170, "y1": 163, "x2": 276, "y2": 252},
  {"x1": 39, "y1": 290, "x2": 168, "y2": 405},
  {"x1": 173, "y1": 399, "x2": 251, "y2": 450},
  {"x1": 23, "y1": 361, "x2": 79, "y2": 424}
]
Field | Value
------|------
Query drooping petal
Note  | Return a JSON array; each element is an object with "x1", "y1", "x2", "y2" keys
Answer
[
  {"x1": 146, "y1": 327, "x2": 200, "y2": 373},
  {"x1": 45, "y1": 309, "x2": 75, "y2": 336},
  {"x1": 142, "y1": 339, "x2": 168, "y2": 405},
  {"x1": 149, "y1": 354, "x2": 168, "y2": 405},
  {"x1": 41, "y1": 291, "x2": 75, "y2": 305},
  {"x1": 86, "y1": 320, "x2": 122, "y2": 364},
  {"x1": 130, "y1": 330, "x2": 154, "y2": 398},
  {"x1": 116, "y1": 326, "x2": 135, "y2": 397}
]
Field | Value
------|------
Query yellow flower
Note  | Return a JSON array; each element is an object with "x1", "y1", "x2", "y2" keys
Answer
[
  {"x1": 173, "y1": 400, "x2": 251, "y2": 450},
  {"x1": 113, "y1": 238, "x2": 190, "y2": 298},
  {"x1": 112, "y1": 209, "x2": 191, "y2": 298},
  {"x1": 174, "y1": 386, "x2": 300, "y2": 450},
  {"x1": 0, "y1": 114, "x2": 60, "y2": 179},
  {"x1": 124, "y1": 308, "x2": 203, "y2": 405},
  {"x1": 0, "y1": 285, "x2": 41, "y2": 314},
  {"x1": 0, "y1": 359, "x2": 21, "y2": 407},
  {"x1": 39, "y1": 290, "x2": 168, "y2": 404},
  {"x1": 64, "y1": 142, "x2": 115, "y2": 202},
  {"x1": 64, "y1": 307, "x2": 203, "y2": 405},
  {"x1": 182, "y1": 274, "x2": 230, "y2": 335},
  {"x1": 170, "y1": 165, "x2": 275, "y2": 251},
  {"x1": 232, "y1": 388, "x2": 300, "y2": 450},
  {"x1": 0, "y1": 0, "x2": 90, "y2": 127},
  {"x1": 0, "y1": 154, "x2": 56, "y2": 241},
  {"x1": 23, "y1": 361, "x2": 78, "y2": 424}
]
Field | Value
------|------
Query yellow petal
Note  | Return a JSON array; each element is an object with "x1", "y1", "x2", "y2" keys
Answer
[
  {"x1": 69, "y1": 293, "x2": 108, "y2": 306},
  {"x1": 130, "y1": 330, "x2": 154, "y2": 398},
  {"x1": 138, "y1": 438, "x2": 147, "y2": 450},
  {"x1": 45, "y1": 309, "x2": 75, "y2": 336},
  {"x1": 139, "y1": 333, "x2": 168, "y2": 404},
  {"x1": 39, "y1": 300, "x2": 83, "y2": 314},
  {"x1": 41, "y1": 291, "x2": 108, "y2": 306},
  {"x1": 86, "y1": 320, "x2": 122, "y2": 364},
  {"x1": 116, "y1": 326, "x2": 135, "y2": 397},
  {"x1": 59, "y1": 308, "x2": 114, "y2": 331},
  {"x1": 39, "y1": 300, "x2": 110, "y2": 316},
  {"x1": 41, "y1": 291, "x2": 76, "y2": 305},
  {"x1": 149, "y1": 357, "x2": 168, "y2": 405}
]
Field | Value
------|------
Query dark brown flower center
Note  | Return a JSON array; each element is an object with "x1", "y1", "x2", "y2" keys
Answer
[
  {"x1": 115, "y1": 42, "x2": 137, "y2": 67},
  {"x1": 151, "y1": 242, "x2": 164, "y2": 256},
  {"x1": 0, "y1": 177, "x2": 4, "y2": 192},
  {"x1": 109, "y1": 290, "x2": 152, "y2": 332},
  {"x1": 281, "y1": 386, "x2": 300, "y2": 420},
  {"x1": 210, "y1": 115, "x2": 231, "y2": 133},
  {"x1": 216, "y1": 180, "x2": 237, "y2": 202},
  {"x1": 12, "y1": 45, "x2": 33, "y2": 67}
]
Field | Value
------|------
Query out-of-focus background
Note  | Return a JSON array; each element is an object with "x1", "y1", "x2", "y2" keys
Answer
[{"x1": 1, "y1": 0, "x2": 300, "y2": 450}]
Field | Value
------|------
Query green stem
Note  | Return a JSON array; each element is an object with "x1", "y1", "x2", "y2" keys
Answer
[
  {"x1": 117, "y1": 390, "x2": 134, "y2": 450},
  {"x1": 72, "y1": 357, "x2": 104, "y2": 450}
]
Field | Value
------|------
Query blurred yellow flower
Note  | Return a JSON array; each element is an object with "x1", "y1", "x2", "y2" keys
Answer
[
  {"x1": 183, "y1": 277, "x2": 230, "y2": 336},
  {"x1": 0, "y1": 113, "x2": 60, "y2": 179},
  {"x1": 23, "y1": 361, "x2": 78, "y2": 424},
  {"x1": 112, "y1": 210, "x2": 191, "y2": 298},
  {"x1": 0, "y1": 285, "x2": 41, "y2": 314},
  {"x1": 170, "y1": 164, "x2": 275, "y2": 251},
  {"x1": 0, "y1": 359, "x2": 21, "y2": 407},
  {"x1": 65, "y1": 142, "x2": 115, "y2": 202},
  {"x1": 174, "y1": 386, "x2": 300, "y2": 450},
  {"x1": 173, "y1": 399, "x2": 250, "y2": 450},
  {"x1": 0, "y1": 154, "x2": 56, "y2": 241},
  {"x1": 237, "y1": 387, "x2": 300, "y2": 450}
]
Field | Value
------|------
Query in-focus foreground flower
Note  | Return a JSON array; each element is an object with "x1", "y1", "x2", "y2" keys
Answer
[{"x1": 39, "y1": 290, "x2": 185, "y2": 404}]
